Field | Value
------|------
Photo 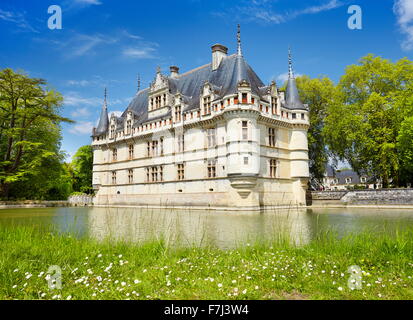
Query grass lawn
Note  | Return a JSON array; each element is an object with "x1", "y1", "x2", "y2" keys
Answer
[{"x1": 1, "y1": 225, "x2": 413, "y2": 300}]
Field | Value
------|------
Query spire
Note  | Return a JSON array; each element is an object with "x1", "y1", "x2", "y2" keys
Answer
[
  {"x1": 288, "y1": 46, "x2": 294, "y2": 79},
  {"x1": 285, "y1": 47, "x2": 306, "y2": 110},
  {"x1": 137, "y1": 74, "x2": 141, "y2": 92},
  {"x1": 237, "y1": 24, "x2": 242, "y2": 56},
  {"x1": 95, "y1": 87, "x2": 109, "y2": 135}
]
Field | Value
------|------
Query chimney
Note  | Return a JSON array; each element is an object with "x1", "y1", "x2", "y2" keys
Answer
[
  {"x1": 211, "y1": 44, "x2": 228, "y2": 71},
  {"x1": 170, "y1": 66, "x2": 179, "y2": 78}
]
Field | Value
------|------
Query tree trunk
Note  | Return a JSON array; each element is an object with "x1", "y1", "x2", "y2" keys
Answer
[{"x1": 0, "y1": 182, "x2": 10, "y2": 200}]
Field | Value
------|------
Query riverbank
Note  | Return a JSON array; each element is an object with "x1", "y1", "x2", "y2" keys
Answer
[
  {"x1": 1, "y1": 225, "x2": 412, "y2": 300},
  {"x1": 309, "y1": 188, "x2": 413, "y2": 208},
  {"x1": 0, "y1": 200, "x2": 70, "y2": 209}
]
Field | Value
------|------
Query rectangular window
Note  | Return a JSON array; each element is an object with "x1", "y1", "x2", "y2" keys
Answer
[
  {"x1": 126, "y1": 120, "x2": 132, "y2": 135},
  {"x1": 270, "y1": 159, "x2": 277, "y2": 178},
  {"x1": 244, "y1": 157, "x2": 249, "y2": 165},
  {"x1": 203, "y1": 96, "x2": 211, "y2": 115},
  {"x1": 207, "y1": 128, "x2": 216, "y2": 148},
  {"x1": 112, "y1": 171, "x2": 117, "y2": 185},
  {"x1": 152, "y1": 140, "x2": 158, "y2": 156},
  {"x1": 242, "y1": 121, "x2": 248, "y2": 140},
  {"x1": 177, "y1": 163, "x2": 185, "y2": 181},
  {"x1": 242, "y1": 93, "x2": 248, "y2": 104},
  {"x1": 128, "y1": 144, "x2": 134, "y2": 160},
  {"x1": 175, "y1": 106, "x2": 181, "y2": 122},
  {"x1": 178, "y1": 134, "x2": 185, "y2": 153},
  {"x1": 146, "y1": 167, "x2": 150, "y2": 182},
  {"x1": 234, "y1": 95, "x2": 239, "y2": 104},
  {"x1": 301, "y1": 113, "x2": 305, "y2": 120},
  {"x1": 151, "y1": 166, "x2": 158, "y2": 182},
  {"x1": 207, "y1": 160, "x2": 216, "y2": 178},
  {"x1": 112, "y1": 148, "x2": 117, "y2": 161},
  {"x1": 159, "y1": 166, "x2": 164, "y2": 181},
  {"x1": 292, "y1": 113, "x2": 296, "y2": 119},
  {"x1": 110, "y1": 125, "x2": 115, "y2": 139},
  {"x1": 160, "y1": 138, "x2": 164, "y2": 156},
  {"x1": 128, "y1": 169, "x2": 133, "y2": 184},
  {"x1": 268, "y1": 128, "x2": 276, "y2": 147},
  {"x1": 271, "y1": 97, "x2": 277, "y2": 114}
]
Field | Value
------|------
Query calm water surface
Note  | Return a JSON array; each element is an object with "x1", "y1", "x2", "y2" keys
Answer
[{"x1": 1, "y1": 207, "x2": 413, "y2": 248}]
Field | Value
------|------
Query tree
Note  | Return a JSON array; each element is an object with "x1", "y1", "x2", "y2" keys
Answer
[
  {"x1": 323, "y1": 55, "x2": 413, "y2": 187},
  {"x1": 295, "y1": 76, "x2": 340, "y2": 184},
  {"x1": 71, "y1": 145, "x2": 93, "y2": 194},
  {"x1": 397, "y1": 116, "x2": 413, "y2": 186},
  {"x1": 0, "y1": 68, "x2": 73, "y2": 199}
]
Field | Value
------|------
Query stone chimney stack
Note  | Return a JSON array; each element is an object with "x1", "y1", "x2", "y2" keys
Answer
[
  {"x1": 211, "y1": 44, "x2": 228, "y2": 71},
  {"x1": 170, "y1": 66, "x2": 179, "y2": 78}
]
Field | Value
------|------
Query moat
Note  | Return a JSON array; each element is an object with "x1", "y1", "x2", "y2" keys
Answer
[{"x1": 2, "y1": 207, "x2": 413, "y2": 249}]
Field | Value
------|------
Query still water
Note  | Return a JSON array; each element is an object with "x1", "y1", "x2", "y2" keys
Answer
[{"x1": 1, "y1": 207, "x2": 413, "y2": 248}]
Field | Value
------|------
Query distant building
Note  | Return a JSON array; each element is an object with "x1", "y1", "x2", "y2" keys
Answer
[
  {"x1": 91, "y1": 27, "x2": 310, "y2": 209},
  {"x1": 321, "y1": 165, "x2": 382, "y2": 191}
]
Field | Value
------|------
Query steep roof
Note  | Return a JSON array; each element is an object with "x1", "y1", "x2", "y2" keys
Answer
[
  {"x1": 123, "y1": 53, "x2": 266, "y2": 124},
  {"x1": 284, "y1": 48, "x2": 307, "y2": 111},
  {"x1": 94, "y1": 93, "x2": 109, "y2": 136}
]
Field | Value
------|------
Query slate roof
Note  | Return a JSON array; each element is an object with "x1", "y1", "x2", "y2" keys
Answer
[
  {"x1": 325, "y1": 165, "x2": 370, "y2": 184},
  {"x1": 122, "y1": 53, "x2": 266, "y2": 125},
  {"x1": 94, "y1": 105, "x2": 108, "y2": 136}
]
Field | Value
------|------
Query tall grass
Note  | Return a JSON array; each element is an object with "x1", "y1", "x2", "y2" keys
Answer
[{"x1": 1, "y1": 223, "x2": 413, "y2": 300}]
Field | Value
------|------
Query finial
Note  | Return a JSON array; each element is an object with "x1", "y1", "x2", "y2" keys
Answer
[
  {"x1": 237, "y1": 24, "x2": 242, "y2": 56},
  {"x1": 103, "y1": 87, "x2": 107, "y2": 109},
  {"x1": 288, "y1": 46, "x2": 294, "y2": 79},
  {"x1": 156, "y1": 66, "x2": 161, "y2": 74},
  {"x1": 137, "y1": 74, "x2": 141, "y2": 92}
]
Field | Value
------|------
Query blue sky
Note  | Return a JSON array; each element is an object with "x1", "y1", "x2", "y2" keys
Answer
[{"x1": 0, "y1": 0, "x2": 412, "y2": 160}]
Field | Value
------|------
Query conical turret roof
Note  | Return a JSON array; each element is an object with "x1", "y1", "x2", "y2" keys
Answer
[
  {"x1": 285, "y1": 48, "x2": 307, "y2": 110},
  {"x1": 95, "y1": 88, "x2": 109, "y2": 135}
]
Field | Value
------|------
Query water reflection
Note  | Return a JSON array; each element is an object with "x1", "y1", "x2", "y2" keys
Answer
[
  {"x1": 88, "y1": 207, "x2": 313, "y2": 248},
  {"x1": 1, "y1": 207, "x2": 413, "y2": 249}
]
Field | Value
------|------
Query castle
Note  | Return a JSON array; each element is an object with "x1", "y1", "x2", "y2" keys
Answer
[{"x1": 91, "y1": 28, "x2": 310, "y2": 210}]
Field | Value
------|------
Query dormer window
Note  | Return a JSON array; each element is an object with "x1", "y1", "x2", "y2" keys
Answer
[
  {"x1": 110, "y1": 124, "x2": 115, "y2": 139},
  {"x1": 175, "y1": 106, "x2": 181, "y2": 122},
  {"x1": 203, "y1": 96, "x2": 211, "y2": 115},
  {"x1": 126, "y1": 120, "x2": 132, "y2": 135},
  {"x1": 242, "y1": 93, "x2": 247, "y2": 104}
]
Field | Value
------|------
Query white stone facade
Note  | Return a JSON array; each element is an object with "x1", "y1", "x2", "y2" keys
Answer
[{"x1": 91, "y1": 43, "x2": 310, "y2": 210}]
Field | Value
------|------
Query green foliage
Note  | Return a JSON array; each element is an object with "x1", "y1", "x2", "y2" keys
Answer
[
  {"x1": 323, "y1": 55, "x2": 413, "y2": 187},
  {"x1": 71, "y1": 145, "x2": 93, "y2": 194},
  {"x1": 0, "y1": 68, "x2": 73, "y2": 200},
  {"x1": 397, "y1": 116, "x2": 413, "y2": 185},
  {"x1": 295, "y1": 76, "x2": 340, "y2": 184}
]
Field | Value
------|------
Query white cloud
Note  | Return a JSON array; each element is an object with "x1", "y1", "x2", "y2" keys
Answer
[
  {"x1": 69, "y1": 121, "x2": 94, "y2": 135},
  {"x1": 67, "y1": 80, "x2": 92, "y2": 87},
  {"x1": 74, "y1": 0, "x2": 102, "y2": 5},
  {"x1": 64, "y1": 92, "x2": 101, "y2": 107},
  {"x1": 394, "y1": 0, "x2": 413, "y2": 51},
  {"x1": 123, "y1": 47, "x2": 157, "y2": 59},
  {"x1": 0, "y1": 9, "x2": 38, "y2": 32},
  {"x1": 276, "y1": 72, "x2": 302, "y2": 83},
  {"x1": 71, "y1": 107, "x2": 91, "y2": 118},
  {"x1": 215, "y1": 0, "x2": 343, "y2": 25}
]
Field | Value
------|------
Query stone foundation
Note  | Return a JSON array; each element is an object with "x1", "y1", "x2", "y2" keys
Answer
[{"x1": 309, "y1": 188, "x2": 413, "y2": 207}]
